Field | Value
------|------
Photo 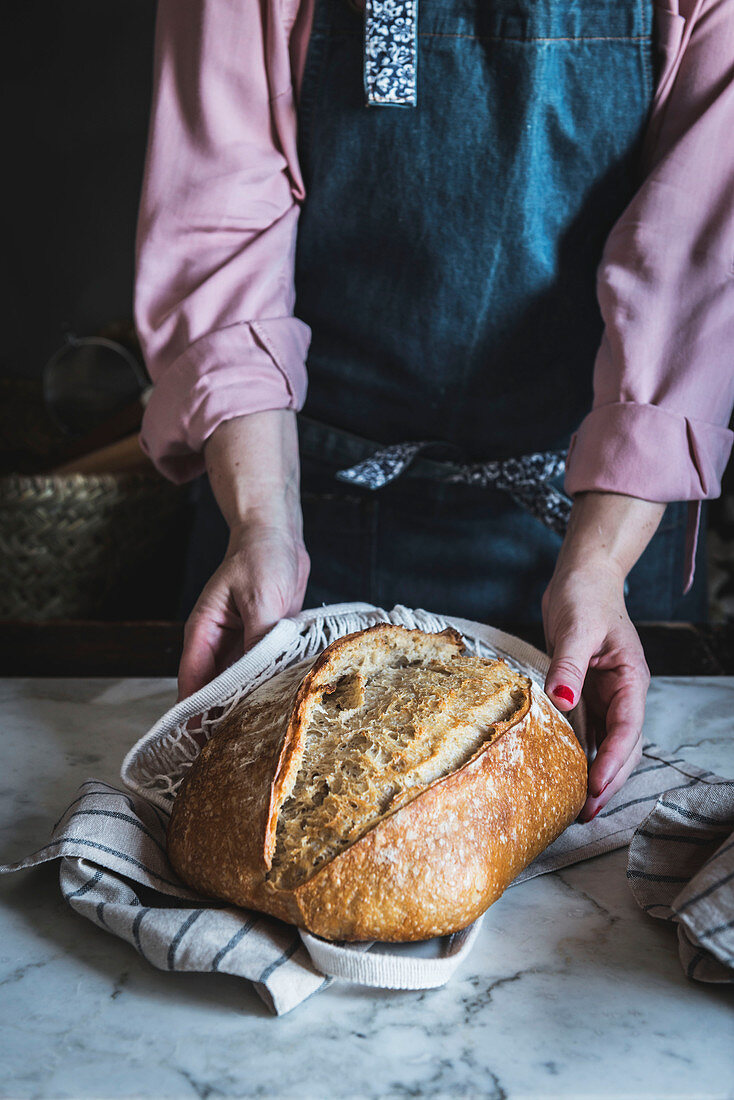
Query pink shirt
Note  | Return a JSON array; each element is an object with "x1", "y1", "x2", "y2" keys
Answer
[{"x1": 134, "y1": 0, "x2": 734, "y2": 589}]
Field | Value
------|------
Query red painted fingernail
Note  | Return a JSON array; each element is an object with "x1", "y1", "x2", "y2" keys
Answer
[
  {"x1": 552, "y1": 685, "x2": 575, "y2": 704},
  {"x1": 591, "y1": 777, "x2": 611, "y2": 799}
]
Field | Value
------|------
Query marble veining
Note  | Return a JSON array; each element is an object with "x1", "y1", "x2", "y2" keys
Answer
[{"x1": 0, "y1": 676, "x2": 733, "y2": 1099}]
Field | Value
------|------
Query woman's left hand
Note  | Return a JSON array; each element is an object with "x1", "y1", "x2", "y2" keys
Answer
[
  {"x1": 540, "y1": 491, "x2": 666, "y2": 822},
  {"x1": 542, "y1": 558, "x2": 649, "y2": 821}
]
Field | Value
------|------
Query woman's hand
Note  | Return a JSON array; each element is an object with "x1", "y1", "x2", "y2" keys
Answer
[
  {"x1": 542, "y1": 558, "x2": 649, "y2": 821},
  {"x1": 176, "y1": 408, "x2": 308, "y2": 702},
  {"x1": 542, "y1": 491, "x2": 666, "y2": 821},
  {"x1": 177, "y1": 513, "x2": 310, "y2": 702}
]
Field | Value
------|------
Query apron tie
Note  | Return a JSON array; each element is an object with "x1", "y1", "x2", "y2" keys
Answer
[
  {"x1": 364, "y1": 0, "x2": 418, "y2": 107},
  {"x1": 336, "y1": 441, "x2": 572, "y2": 537}
]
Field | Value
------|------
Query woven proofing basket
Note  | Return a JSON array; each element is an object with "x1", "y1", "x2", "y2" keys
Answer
[{"x1": 0, "y1": 473, "x2": 186, "y2": 620}]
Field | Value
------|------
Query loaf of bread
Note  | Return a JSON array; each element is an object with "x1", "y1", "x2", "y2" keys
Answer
[{"x1": 167, "y1": 624, "x2": 587, "y2": 941}]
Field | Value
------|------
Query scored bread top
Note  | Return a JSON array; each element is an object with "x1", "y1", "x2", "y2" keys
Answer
[
  {"x1": 267, "y1": 649, "x2": 530, "y2": 889},
  {"x1": 263, "y1": 624, "x2": 467, "y2": 864}
]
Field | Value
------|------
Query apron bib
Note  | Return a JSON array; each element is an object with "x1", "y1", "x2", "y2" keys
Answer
[{"x1": 295, "y1": 0, "x2": 656, "y2": 458}]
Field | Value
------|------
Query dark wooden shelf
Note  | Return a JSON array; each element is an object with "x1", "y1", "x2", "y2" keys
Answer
[
  {"x1": 0, "y1": 621, "x2": 184, "y2": 677},
  {"x1": 0, "y1": 619, "x2": 733, "y2": 678}
]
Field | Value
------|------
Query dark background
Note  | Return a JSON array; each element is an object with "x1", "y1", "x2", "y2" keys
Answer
[{"x1": 3, "y1": 1, "x2": 155, "y2": 382}]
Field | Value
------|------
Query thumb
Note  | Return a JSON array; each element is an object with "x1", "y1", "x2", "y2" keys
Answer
[{"x1": 544, "y1": 632, "x2": 592, "y2": 712}]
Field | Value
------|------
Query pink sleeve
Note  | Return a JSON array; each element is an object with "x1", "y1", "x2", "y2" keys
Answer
[
  {"x1": 564, "y1": 0, "x2": 734, "y2": 590},
  {"x1": 133, "y1": 0, "x2": 311, "y2": 483}
]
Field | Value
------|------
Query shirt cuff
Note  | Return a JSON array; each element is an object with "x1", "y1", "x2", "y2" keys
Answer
[
  {"x1": 565, "y1": 403, "x2": 733, "y2": 500},
  {"x1": 564, "y1": 402, "x2": 733, "y2": 597},
  {"x1": 139, "y1": 317, "x2": 310, "y2": 484}
]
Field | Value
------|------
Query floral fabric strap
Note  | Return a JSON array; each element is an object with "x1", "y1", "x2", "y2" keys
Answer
[
  {"x1": 336, "y1": 441, "x2": 573, "y2": 536},
  {"x1": 364, "y1": 0, "x2": 418, "y2": 107}
]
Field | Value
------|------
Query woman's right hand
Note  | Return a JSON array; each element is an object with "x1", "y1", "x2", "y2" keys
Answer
[
  {"x1": 177, "y1": 512, "x2": 310, "y2": 702},
  {"x1": 176, "y1": 408, "x2": 308, "y2": 702}
]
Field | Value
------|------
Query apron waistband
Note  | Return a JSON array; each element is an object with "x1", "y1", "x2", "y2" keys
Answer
[{"x1": 298, "y1": 415, "x2": 572, "y2": 537}]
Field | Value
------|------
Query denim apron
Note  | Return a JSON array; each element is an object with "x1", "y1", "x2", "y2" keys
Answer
[{"x1": 181, "y1": 0, "x2": 708, "y2": 622}]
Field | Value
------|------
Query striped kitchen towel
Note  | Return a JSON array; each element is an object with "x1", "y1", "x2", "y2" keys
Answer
[
  {"x1": 1, "y1": 745, "x2": 731, "y2": 1014},
  {"x1": 0, "y1": 780, "x2": 331, "y2": 1015},
  {"x1": 627, "y1": 772, "x2": 734, "y2": 983}
]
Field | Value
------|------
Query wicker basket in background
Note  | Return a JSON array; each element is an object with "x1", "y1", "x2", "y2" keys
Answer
[{"x1": 0, "y1": 472, "x2": 189, "y2": 621}]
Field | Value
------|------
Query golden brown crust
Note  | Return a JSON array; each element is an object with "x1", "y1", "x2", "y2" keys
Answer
[
  {"x1": 291, "y1": 685, "x2": 586, "y2": 940},
  {"x1": 166, "y1": 658, "x2": 312, "y2": 921},
  {"x1": 166, "y1": 627, "x2": 587, "y2": 940}
]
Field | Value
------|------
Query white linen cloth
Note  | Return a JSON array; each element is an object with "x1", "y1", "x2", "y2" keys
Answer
[{"x1": 1, "y1": 604, "x2": 732, "y2": 1014}]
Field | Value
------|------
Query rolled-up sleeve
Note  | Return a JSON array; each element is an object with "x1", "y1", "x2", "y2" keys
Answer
[
  {"x1": 565, "y1": 0, "x2": 734, "y2": 587},
  {"x1": 133, "y1": 0, "x2": 310, "y2": 483}
]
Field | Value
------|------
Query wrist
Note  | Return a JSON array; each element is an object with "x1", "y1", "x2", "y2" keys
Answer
[
  {"x1": 227, "y1": 497, "x2": 303, "y2": 544},
  {"x1": 552, "y1": 549, "x2": 626, "y2": 589},
  {"x1": 555, "y1": 490, "x2": 665, "y2": 581}
]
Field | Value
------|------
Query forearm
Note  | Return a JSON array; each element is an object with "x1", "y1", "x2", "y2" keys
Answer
[
  {"x1": 555, "y1": 491, "x2": 666, "y2": 582},
  {"x1": 203, "y1": 409, "x2": 302, "y2": 534}
]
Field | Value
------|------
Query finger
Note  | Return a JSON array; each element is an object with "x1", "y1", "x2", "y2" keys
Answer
[
  {"x1": 588, "y1": 678, "x2": 647, "y2": 798},
  {"x1": 578, "y1": 676, "x2": 647, "y2": 820},
  {"x1": 578, "y1": 730, "x2": 643, "y2": 822},
  {"x1": 582, "y1": 716, "x2": 606, "y2": 762},
  {"x1": 544, "y1": 629, "x2": 596, "y2": 712}
]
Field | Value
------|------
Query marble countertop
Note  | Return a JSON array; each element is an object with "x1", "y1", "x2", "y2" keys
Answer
[{"x1": 1, "y1": 676, "x2": 732, "y2": 1100}]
